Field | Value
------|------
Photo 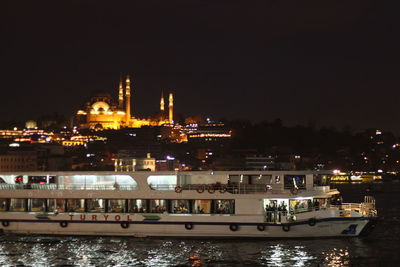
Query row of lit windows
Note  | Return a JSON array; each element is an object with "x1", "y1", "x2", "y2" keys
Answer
[
  {"x1": 141, "y1": 161, "x2": 155, "y2": 165},
  {"x1": 0, "y1": 165, "x2": 35, "y2": 170},
  {"x1": 0, "y1": 158, "x2": 35, "y2": 162},
  {"x1": 116, "y1": 160, "x2": 155, "y2": 166},
  {"x1": 0, "y1": 198, "x2": 235, "y2": 215}
]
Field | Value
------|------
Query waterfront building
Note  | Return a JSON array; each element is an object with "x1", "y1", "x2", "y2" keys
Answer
[
  {"x1": 114, "y1": 153, "x2": 156, "y2": 172},
  {"x1": 245, "y1": 155, "x2": 276, "y2": 170},
  {"x1": 185, "y1": 123, "x2": 232, "y2": 143},
  {"x1": 0, "y1": 149, "x2": 37, "y2": 171},
  {"x1": 0, "y1": 144, "x2": 71, "y2": 172}
]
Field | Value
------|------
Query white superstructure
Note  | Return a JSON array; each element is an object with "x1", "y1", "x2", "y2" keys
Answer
[{"x1": 0, "y1": 171, "x2": 377, "y2": 237}]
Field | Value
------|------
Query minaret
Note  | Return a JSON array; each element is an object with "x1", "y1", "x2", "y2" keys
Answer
[
  {"x1": 118, "y1": 78, "x2": 124, "y2": 109},
  {"x1": 125, "y1": 75, "x2": 131, "y2": 123},
  {"x1": 168, "y1": 92, "x2": 173, "y2": 123},
  {"x1": 160, "y1": 91, "x2": 165, "y2": 112}
]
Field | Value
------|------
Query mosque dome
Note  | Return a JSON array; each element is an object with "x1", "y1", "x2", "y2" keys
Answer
[
  {"x1": 25, "y1": 120, "x2": 37, "y2": 129},
  {"x1": 92, "y1": 101, "x2": 110, "y2": 113},
  {"x1": 86, "y1": 91, "x2": 115, "y2": 107}
]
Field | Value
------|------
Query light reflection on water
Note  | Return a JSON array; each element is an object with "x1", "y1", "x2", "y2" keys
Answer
[
  {"x1": 260, "y1": 244, "x2": 316, "y2": 266},
  {"x1": 0, "y1": 235, "x2": 371, "y2": 266},
  {"x1": 322, "y1": 248, "x2": 349, "y2": 267}
]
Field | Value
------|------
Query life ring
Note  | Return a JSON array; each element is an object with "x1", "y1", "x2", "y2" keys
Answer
[
  {"x1": 185, "y1": 223, "x2": 194, "y2": 230},
  {"x1": 60, "y1": 221, "x2": 68, "y2": 228},
  {"x1": 308, "y1": 218, "x2": 316, "y2": 226},
  {"x1": 229, "y1": 224, "x2": 239, "y2": 231},
  {"x1": 290, "y1": 188, "x2": 298, "y2": 195},
  {"x1": 121, "y1": 222, "x2": 130, "y2": 229},
  {"x1": 1, "y1": 220, "x2": 10, "y2": 227},
  {"x1": 208, "y1": 185, "x2": 215, "y2": 194},
  {"x1": 282, "y1": 225, "x2": 290, "y2": 232},
  {"x1": 219, "y1": 185, "x2": 227, "y2": 193},
  {"x1": 257, "y1": 224, "x2": 265, "y2": 231},
  {"x1": 175, "y1": 186, "x2": 183, "y2": 193},
  {"x1": 196, "y1": 186, "x2": 205, "y2": 193}
]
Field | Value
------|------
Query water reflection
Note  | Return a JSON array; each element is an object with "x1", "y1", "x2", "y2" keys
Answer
[
  {"x1": 0, "y1": 235, "x2": 388, "y2": 266},
  {"x1": 322, "y1": 248, "x2": 350, "y2": 267},
  {"x1": 260, "y1": 244, "x2": 316, "y2": 266}
]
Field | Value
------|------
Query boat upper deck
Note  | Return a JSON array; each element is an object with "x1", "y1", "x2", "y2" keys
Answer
[{"x1": 0, "y1": 170, "x2": 337, "y2": 198}]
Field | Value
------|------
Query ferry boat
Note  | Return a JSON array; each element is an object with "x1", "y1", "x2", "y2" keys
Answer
[{"x1": 0, "y1": 171, "x2": 377, "y2": 238}]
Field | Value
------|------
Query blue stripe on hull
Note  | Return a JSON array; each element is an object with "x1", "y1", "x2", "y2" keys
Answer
[{"x1": 0, "y1": 216, "x2": 374, "y2": 226}]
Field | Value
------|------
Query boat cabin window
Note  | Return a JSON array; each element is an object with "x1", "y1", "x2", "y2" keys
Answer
[
  {"x1": 108, "y1": 200, "x2": 126, "y2": 213},
  {"x1": 86, "y1": 199, "x2": 105, "y2": 213},
  {"x1": 15, "y1": 176, "x2": 23, "y2": 184},
  {"x1": 149, "y1": 199, "x2": 167, "y2": 213},
  {"x1": 147, "y1": 175, "x2": 177, "y2": 190},
  {"x1": 251, "y1": 175, "x2": 272, "y2": 184},
  {"x1": 289, "y1": 198, "x2": 313, "y2": 213},
  {"x1": 214, "y1": 200, "x2": 234, "y2": 214},
  {"x1": 0, "y1": 198, "x2": 237, "y2": 215},
  {"x1": 264, "y1": 199, "x2": 289, "y2": 212},
  {"x1": 128, "y1": 199, "x2": 147, "y2": 213},
  {"x1": 193, "y1": 200, "x2": 211, "y2": 214},
  {"x1": 66, "y1": 199, "x2": 85, "y2": 212},
  {"x1": 0, "y1": 199, "x2": 8, "y2": 211},
  {"x1": 9, "y1": 199, "x2": 26, "y2": 212},
  {"x1": 284, "y1": 175, "x2": 306, "y2": 189},
  {"x1": 29, "y1": 198, "x2": 46, "y2": 212},
  {"x1": 170, "y1": 200, "x2": 190, "y2": 214},
  {"x1": 0, "y1": 175, "x2": 28, "y2": 184},
  {"x1": 48, "y1": 199, "x2": 65, "y2": 212},
  {"x1": 229, "y1": 175, "x2": 249, "y2": 184},
  {"x1": 264, "y1": 199, "x2": 289, "y2": 223},
  {"x1": 314, "y1": 198, "x2": 328, "y2": 209},
  {"x1": 28, "y1": 176, "x2": 56, "y2": 184},
  {"x1": 58, "y1": 175, "x2": 137, "y2": 190},
  {"x1": 314, "y1": 174, "x2": 330, "y2": 186}
]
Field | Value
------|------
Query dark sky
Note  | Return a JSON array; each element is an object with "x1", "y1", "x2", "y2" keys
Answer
[{"x1": 1, "y1": 0, "x2": 399, "y2": 133}]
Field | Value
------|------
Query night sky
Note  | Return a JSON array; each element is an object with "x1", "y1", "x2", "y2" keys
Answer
[{"x1": 1, "y1": 1, "x2": 399, "y2": 133}]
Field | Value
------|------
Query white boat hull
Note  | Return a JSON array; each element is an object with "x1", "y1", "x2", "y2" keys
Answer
[{"x1": 0, "y1": 213, "x2": 374, "y2": 238}]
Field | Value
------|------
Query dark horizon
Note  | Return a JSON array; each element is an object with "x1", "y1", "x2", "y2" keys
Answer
[{"x1": 1, "y1": 1, "x2": 399, "y2": 133}]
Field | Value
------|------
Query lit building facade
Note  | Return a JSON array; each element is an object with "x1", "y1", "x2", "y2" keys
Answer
[
  {"x1": 0, "y1": 150, "x2": 37, "y2": 171},
  {"x1": 186, "y1": 123, "x2": 232, "y2": 143},
  {"x1": 114, "y1": 153, "x2": 156, "y2": 172},
  {"x1": 76, "y1": 76, "x2": 174, "y2": 130}
]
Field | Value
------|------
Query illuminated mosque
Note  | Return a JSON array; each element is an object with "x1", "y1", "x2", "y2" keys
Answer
[{"x1": 76, "y1": 75, "x2": 174, "y2": 129}]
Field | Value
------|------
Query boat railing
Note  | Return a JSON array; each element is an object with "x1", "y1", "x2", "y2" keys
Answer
[
  {"x1": 329, "y1": 203, "x2": 361, "y2": 217},
  {"x1": 179, "y1": 183, "x2": 277, "y2": 193},
  {"x1": 155, "y1": 183, "x2": 328, "y2": 194},
  {"x1": 227, "y1": 184, "x2": 274, "y2": 194},
  {"x1": 0, "y1": 184, "x2": 138, "y2": 191},
  {"x1": 338, "y1": 203, "x2": 362, "y2": 212},
  {"x1": 313, "y1": 186, "x2": 331, "y2": 193},
  {"x1": 361, "y1": 196, "x2": 378, "y2": 217},
  {"x1": 330, "y1": 197, "x2": 377, "y2": 217},
  {"x1": 148, "y1": 183, "x2": 276, "y2": 193}
]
